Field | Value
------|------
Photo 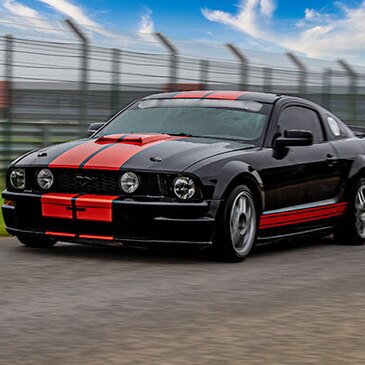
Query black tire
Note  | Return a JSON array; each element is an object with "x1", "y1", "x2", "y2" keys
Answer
[
  {"x1": 16, "y1": 233, "x2": 57, "y2": 248},
  {"x1": 334, "y1": 178, "x2": 365, "y2": 245},
  {"x1": 213, "y1": 184, "x2": 258, "y2": 262}
]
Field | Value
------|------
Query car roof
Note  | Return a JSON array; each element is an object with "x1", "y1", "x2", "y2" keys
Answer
[{"x1": 143, "y1": 90, "x2": 283, "y2": 104}]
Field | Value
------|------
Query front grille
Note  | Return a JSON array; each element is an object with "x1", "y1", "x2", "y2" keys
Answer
[
  {"x1": 53, "y1": 169, "x2": 120, "y2": 195},
  {"x1": 30, "y1": 169, "x2": 162, "y2": 196}
]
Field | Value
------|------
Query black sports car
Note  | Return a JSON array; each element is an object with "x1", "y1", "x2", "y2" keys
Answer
[{"x1": 2, "y1": 90, "x2": 365, "y2": 261}]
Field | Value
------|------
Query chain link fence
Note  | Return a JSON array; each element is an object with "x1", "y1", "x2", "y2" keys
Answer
[{"x1": 0, "y1": 34, "x2": 365, "y2": 173}]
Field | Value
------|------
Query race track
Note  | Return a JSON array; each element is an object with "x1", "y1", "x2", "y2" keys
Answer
[{"x1": 0, "y1": 236, "x2": 364, "y2": 364}]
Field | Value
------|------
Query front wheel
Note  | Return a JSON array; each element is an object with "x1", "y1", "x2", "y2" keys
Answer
[
  {"x1": 214, "y1": 185, "x2": 258, "y2": 262},
  {"x1": 334, "y1": 178, "x2": 365, "y2": 245},
  {"x1": 16, "y1": 233, "x2": 57, "y2": 248}
]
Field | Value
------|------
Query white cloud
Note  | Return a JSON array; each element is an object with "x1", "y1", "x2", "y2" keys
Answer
[
  {"x1": 304, "y1": 8, "x2": 320, "y2": 20},
  {"x1": 38, "y1": 0, "x2": 112, "y2": 36},
  {"x1": 139, "y1": 9, "x2": 154, "y2": 34},
  {"x1": 259, "y1": 0, "x2": 275, "y2": 17},
  {"x1": 285, "y1": 2, "x2": 365, "y2": 57},
  {"x1": 138, "y1": 8, "x2": 155, "y2": 42},
  {"x1": 202, "y1": 0, "x2": 276, "y2": 40},
  {"x1": 2, "y1": 0, "x2": 56, "y2": 32},
  {"x1": 202, "y1": 0, "x2": 365, "y2": 58}
]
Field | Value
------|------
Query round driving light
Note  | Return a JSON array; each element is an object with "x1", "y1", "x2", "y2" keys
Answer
[
  {"x1": 120, "y1": 172, "x2": 140, "y2": 193},
  {"x1": 173, "y1": 176, "x2": 196, "y2": 200},
  {"x1": 37, "y1": 169, "x2": 54, "y2": 190},
  {"x1": 10, "y1": 168, "x2": 25, "y2": 190}
]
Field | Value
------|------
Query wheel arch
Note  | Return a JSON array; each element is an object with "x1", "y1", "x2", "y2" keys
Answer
[
  {"x1": 345, "y1": 155, "x2": 365, "y2": 200},
  {"x1": 213, "y1": 161, "x2": 265, "y2": 215}
]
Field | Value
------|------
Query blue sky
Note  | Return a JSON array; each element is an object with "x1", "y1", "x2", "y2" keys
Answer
[{"x1": 1, "y1": 0, "x2": 365, "y2": 62}]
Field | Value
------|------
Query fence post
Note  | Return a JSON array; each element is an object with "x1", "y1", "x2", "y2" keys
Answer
[
  {"x1": 200, "y1": 59, "x2": 209, "y2": 90},
  {"x1": 4, "y1": 34, "x2": 13, "y2": 170},
  {"x1": 337, "y1": 59, "x2": 358, "y2": 124},
  {"x1": 286, "y1": 52, "x2": 307, "y2": 96},
  {"x1": 321, "y1": 68, "x2": 332, "y2": 109},
  {"x1": 263, "y1": 67, "x2": 273, "y2": 93},
  {"x1": 110, "y1": 48, "x2": 120, "y2": 114},
  {"x1": 155, "y1": 33, "x2": 178, "y2": 91},
  {"x1": 64, "y1": 19, "x2": 89, "y2": 135},
  {"x1": 226, "y1": 43, "x2": 248, "y2": 90}
]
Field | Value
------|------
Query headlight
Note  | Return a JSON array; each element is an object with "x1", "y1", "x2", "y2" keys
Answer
[
  {"x1": 37, "y1": 169, "x2": 54, "y2": 190},
  {"x1": 10, "y1": 168, "x2": 25, "y2": 190},
  {"x1": 120, "y1": 172, "x2": 140, "y2": 193},
  {"x1": 173, "y1": 176, "x2": 196, "y2": 200}
]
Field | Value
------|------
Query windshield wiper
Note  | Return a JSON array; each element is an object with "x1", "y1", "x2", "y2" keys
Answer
[
  {"x1": 169, "y1": 133, "x2": 251, "y2": 143},
  {"x1": 164, "y1": 132, "x2": 194, "y2": 137}
]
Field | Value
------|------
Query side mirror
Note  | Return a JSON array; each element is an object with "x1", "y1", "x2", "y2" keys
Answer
[
  {"x1": 87, "y1": 122, "x2": 105, "y2": 136},
  {"x1": 274, "y1": 129, "x2": 313, "y2": 149}
]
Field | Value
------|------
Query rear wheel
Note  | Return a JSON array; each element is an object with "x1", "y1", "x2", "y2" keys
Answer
[
  {"x1": 16, "y1": 233, "x2": 57, "y2": 248},
  {"x1": 214, "y1": 185, "x2": 258, "y2": 262},
  {"x1": 334, "y1": 178, "x2": 365, "y2": 245}
]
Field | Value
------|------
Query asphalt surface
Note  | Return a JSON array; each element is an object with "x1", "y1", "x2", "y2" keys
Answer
[{"x1": 0, "y1": 236, "x2": 364, "y2": 365}]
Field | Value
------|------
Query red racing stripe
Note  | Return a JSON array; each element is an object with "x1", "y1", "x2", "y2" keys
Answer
[
  {"x1": 259, "y1": 202, "x2": 347, "y2": 229},
  {"x1": 46, "y1": 231, "x2": 76, "y2": 238},
  {"x1": 41, "y1": 193, "x2": 79, "y2": 220},
  {"x1": 260, "y1": 211, "x2": 345, "y2": 229},
  {"x1": 82, "y1": 134, "x2": 181, "y2": 170},
  {"x1": 79, "y1": 234, "x2": 113, "y2": 241},
  {"x1": 205, "y1": 91, "x2": 247, "y2": 100},
  {"x1": 174, "y1": 91, "x2": 211, "y2": 98},
  {"x1": 49, "y1": 139, "x2": 115, "y2": 169},
  {"x1": 75, "y1": 195, "x2": 118, "y2": 222}
]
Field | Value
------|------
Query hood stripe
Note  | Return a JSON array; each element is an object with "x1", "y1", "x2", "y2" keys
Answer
[
  {"x1": 79, "y1": 134, "x2": 128, "y2": 168},
  {"x1": 81, "y1": 135, "x2": 182, "y2": 170},
  {"x1": 48, "y1": 140, "x2": 106, "y2": 169},
  {"x1": 47, "y1": 134, "x2": 184, "y2": 171}
]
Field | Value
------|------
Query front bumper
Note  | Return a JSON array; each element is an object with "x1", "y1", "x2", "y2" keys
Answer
[{"x1": 2, "y1": 190, "x2": 219, "y2": 247}]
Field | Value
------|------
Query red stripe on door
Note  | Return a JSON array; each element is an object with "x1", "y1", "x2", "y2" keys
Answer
[
  {"x1": 41, "y1": 193, "x2": 78, "y2": 220},
  {"x1": 46, "y1": 231, "x2": 76, "y2": 238},
  {"x1": 205, "y1": 91, "x2": 247, "y2": 100},
  {"x1": 79, "y1": 234, "x2": 114, "y2": 241},
  {"x1": 75, "y1": 195, "x2": 118, "y2": 222},
  {"x1": 259, "y1": 202, "x2": 347, "y2": 229},
  {"x1": 173, "y1": 91, "x2": 211, "y2": 98},
  {"x1": 81, "y1": 135, "x2": 181, "y2": 170},
  {"x1": 49, "y1": 140, "x2": 106, "y2": 169}
]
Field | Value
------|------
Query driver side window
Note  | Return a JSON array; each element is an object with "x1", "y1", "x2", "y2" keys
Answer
[{"x1": 277, "y1": 106, "x2": 324, "y2": 143}]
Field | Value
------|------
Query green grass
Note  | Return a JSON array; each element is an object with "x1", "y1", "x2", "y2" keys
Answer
[{"x1": 0, "y1": 181, "x2": 8, "y2": 236}]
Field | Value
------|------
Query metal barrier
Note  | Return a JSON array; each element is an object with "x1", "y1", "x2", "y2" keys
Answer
[{"x1": 0, "y1": 29, "x2": 365, "y2": 173}]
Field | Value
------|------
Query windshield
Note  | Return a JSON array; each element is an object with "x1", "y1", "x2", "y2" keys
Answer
[{"x1": 96, "y1": 99, "x2": 272, "y2": 144}]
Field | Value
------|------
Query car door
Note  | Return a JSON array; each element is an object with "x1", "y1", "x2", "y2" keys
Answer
[{"x1": 260, "y1": 103, "x2": 342, "y2": 211}]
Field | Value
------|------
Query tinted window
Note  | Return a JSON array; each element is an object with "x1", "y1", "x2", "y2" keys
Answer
[
  {"x1": 277, "y1": 106, "x2": 324, "y2": 143},
  {"x1": 97, "y1": 99, "x2": 272, "y2": 145}
]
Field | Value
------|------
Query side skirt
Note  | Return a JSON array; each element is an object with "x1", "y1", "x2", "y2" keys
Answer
[{"x1": 257, "y1": 225, "x2": 335, "y2": 244}]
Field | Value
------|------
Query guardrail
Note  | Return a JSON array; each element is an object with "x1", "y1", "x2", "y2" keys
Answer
[{"x1": 0, "y1": 25, "x2": 365, "y2": 173}]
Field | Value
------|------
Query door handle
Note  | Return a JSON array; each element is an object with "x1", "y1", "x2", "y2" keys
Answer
[{"x1": 326, "y1": 154, "x2": 338, "y2": 166}]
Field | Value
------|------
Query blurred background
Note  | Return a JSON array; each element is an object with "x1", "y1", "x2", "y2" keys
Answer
[{"x1": 1, "y1": 31, "x2": 365, "y2": 171}]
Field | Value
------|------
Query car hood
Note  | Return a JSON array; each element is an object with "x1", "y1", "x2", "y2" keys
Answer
[{"x1": 14, "y1": 133, "x2": 255, "y2": 172}]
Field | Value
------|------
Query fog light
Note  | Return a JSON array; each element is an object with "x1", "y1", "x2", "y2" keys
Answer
[{"x1": 4, "y1": 199, "x2": 15, "y2": 207}]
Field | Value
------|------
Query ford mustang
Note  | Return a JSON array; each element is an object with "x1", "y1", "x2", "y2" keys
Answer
[{"x1": 2, "y1": 90, "x2": 365, "y2": 261}]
